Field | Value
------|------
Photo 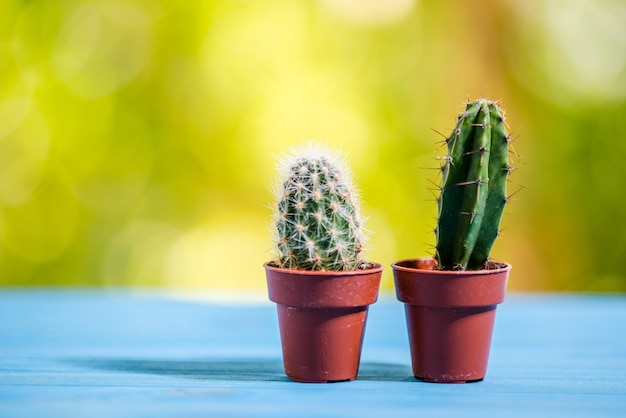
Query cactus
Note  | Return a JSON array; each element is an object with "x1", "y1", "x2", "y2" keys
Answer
[
  {"x1": 435, "y1": 99, "x2": 511, "y2": 271},
  {"x1": 271, "y1": 144, "x2": 367, "y2": 271}
]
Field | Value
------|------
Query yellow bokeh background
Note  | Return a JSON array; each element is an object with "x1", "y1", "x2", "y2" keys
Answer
[{"x1": 1, "y1": 0, "x2": 626, "y2": 291}]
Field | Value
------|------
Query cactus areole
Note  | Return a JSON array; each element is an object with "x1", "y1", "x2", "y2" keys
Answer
[
  {"x1": 435, "y1": 99, "x2": 511, "y2": 271},
  {"x1": 271, "y1": 144, "x2": 367, "y2": 271}
]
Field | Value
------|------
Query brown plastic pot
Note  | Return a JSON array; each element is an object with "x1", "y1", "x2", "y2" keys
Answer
[
  {"x1": 265, "y1": 262, "x2": 383, "y2": 383},
  {"x1": 392, "y1": 258, "x2": 510, "y2": 383}
]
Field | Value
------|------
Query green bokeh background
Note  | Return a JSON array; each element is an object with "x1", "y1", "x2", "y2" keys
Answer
[{"x1": 1, "y1": 0, "x2": 625, "y2": 291}]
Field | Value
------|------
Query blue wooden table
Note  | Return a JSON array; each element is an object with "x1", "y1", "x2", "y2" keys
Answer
[{"x1": 1, "y1": 289, "x2": 625, "y2": 417}]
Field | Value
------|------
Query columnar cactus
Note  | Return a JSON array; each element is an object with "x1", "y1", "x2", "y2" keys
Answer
[
  {"x1": 272, "y1": 144, "x2": 366, "y2": 271},
  {"x1": 435, "y1": 99, "x2": 511, "y2": 271}
]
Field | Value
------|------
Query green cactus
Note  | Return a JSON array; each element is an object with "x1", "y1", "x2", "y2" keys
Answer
[
  {"x1": 272, "y1": 144, "x2": 366, "y2": 271},
  {"x1": 435, "y1": 99, "x2": 511, "y2": 271}
]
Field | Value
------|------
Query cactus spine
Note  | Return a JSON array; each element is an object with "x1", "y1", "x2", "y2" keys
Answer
[
  {"x1": 435, "y1": 99, "x2": 510, "y2": 271},
  {"x1": 272, "y1": 144, "x2": 366, "y2": 271}
]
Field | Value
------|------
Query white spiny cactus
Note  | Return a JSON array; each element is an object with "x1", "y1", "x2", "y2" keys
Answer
[{"x1": 271, "y1": 143, "x2": 367, "y2": 271}]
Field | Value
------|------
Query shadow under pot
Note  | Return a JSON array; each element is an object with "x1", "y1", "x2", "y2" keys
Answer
[
  {"x1": 265, "y1": 263, "x2": 383, "y2": 383},
  {"x1": 391, "y1": 258, "x2": 510, "y2": 383}
]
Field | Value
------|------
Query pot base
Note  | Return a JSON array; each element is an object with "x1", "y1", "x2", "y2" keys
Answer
[
  {"x1": 289, "y1": 377, "x2": 356, "y2": 384},
  {"x1": 277, "y1": 305, "x2": 368, "y2": 383},
  {"x1": 418, "y1": 377, "x2": 483, "y2": 384},
  {"x1": 404, "y1": 304, "x2": 497, "y2": 383}
]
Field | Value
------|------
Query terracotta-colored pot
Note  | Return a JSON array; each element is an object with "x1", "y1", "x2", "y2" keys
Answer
[
  {"x1": 392, "y1": 258, "x2": 510, "y2": 383},
  {"x1": 265, "y1": 262, "x2": 383, "y2": 383}
]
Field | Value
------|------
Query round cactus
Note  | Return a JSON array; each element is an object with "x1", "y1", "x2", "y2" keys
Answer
[{"x1": 271, "y1": 144, "x2": 367, "y2": 271}]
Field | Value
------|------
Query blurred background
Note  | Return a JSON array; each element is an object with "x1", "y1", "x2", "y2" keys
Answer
[{"x1": 1, "y1": 0, "x2": 625, "y2": 292}]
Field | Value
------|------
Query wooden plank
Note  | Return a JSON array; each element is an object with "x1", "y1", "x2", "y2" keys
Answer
[{"x1": 0, "y1": 290, "x2": 625, "y2": 417}]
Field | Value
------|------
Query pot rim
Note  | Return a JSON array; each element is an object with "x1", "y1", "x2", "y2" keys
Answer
[
  {"x1": 264, "y1": 262, "x2": 383, "y2": 277},
  {"x1": 265, "y1": 262, "x2": 383, "y2": 308},
  {"x1": 391, "y1": 257, "x2": 509, "y2": 307},
  {"x1": 392, "y1": 257, "x2": 511, "y2": 276}
]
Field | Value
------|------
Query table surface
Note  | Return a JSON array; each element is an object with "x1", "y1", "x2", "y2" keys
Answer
[{"x1": 1, "y1": 289, "x2": 625, "y2": 418}]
